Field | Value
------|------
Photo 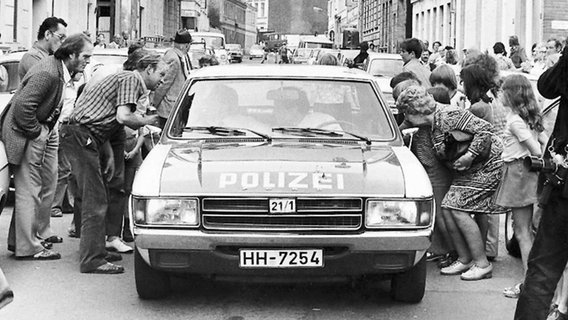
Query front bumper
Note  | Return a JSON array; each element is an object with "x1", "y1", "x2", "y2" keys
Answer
[{"x1": 134, "y1": 228, "x2": 431, "y2": 279}]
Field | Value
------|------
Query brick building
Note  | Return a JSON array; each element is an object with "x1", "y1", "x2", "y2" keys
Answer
[
  {"x1": 208, "y1": 0, "x2": 256, "y2": 49},
  {"x1": 359, "y1": 0, "x2": 412, "y2": 53}
]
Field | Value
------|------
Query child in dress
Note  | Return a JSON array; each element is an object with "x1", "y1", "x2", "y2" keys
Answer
[{"x1": 496, "y1": 74, "x2": 548, "y2": 298}]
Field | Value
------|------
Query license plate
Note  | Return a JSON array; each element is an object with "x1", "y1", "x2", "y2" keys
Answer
[
  {"x1": 269, "y1": 198, "x2": 295, "y2": 213},
  {"x1": 239, "y1": 249, "x2": 323, "y2": 268}
]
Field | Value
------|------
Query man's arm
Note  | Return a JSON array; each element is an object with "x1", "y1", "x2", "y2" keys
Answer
[
  {"x1": 537, "y1": 46, "x2": 568, "y2": 100},
  {"x1": 11, "y1": 70, "x2": 55, "y2": 139},
  {"x1": 152, "y1": 51, "x2": 179, "y2": 107},
  {"x1": 116, "y1": 105, "x2": 158, "y2": 130}
]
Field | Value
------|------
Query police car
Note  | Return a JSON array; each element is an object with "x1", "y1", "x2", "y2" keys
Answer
[{"x1": 130, "y1": 65, "x2": 434, "y2": 303}]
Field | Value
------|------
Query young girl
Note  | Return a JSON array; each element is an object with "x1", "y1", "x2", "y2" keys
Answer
[{"x1": 496, "y1": 74, "x2": 548, "y2": 298}]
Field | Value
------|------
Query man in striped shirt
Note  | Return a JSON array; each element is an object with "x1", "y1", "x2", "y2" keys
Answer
[{"x1": 60, "y1": 53, "x2": 166, "y2": 274}]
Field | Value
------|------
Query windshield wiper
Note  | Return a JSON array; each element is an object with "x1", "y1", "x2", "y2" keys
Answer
[
  {"x1": 272, "y1": 127, "x2": 372, "y2": 145},
  {"x1": 184, "y1": 126, "x2": 272, "y2": 142}
]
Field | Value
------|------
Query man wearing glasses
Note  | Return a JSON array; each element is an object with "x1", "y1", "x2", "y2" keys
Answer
[{"x1": 18, "y1": 17, "x2": 68, "y2": 80}]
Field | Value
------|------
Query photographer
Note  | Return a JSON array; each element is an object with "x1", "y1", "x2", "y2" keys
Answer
[{"x1": 515, "y1": 44, "x2": 568, "y2": 319}]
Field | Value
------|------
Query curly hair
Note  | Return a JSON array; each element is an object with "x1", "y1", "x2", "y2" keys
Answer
[
  {"x1": 501, "y1": 74, "x2": 544, "y2": 132},
  {"x1": 396, "y1": 85, "x2": 437, "y2": 116}
]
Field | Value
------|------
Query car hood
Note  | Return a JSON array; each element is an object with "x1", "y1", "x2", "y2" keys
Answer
[{"x1": 134, "y1": 142, "x2": 431, "y2": 198}]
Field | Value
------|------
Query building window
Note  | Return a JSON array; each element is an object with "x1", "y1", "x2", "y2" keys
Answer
[{"x1": 260, "y1": 3, "x2": 265, "y2": 17}]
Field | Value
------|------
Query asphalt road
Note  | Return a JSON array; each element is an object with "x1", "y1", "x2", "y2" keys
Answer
[{"x1": 0, "y1": 57, "x2": 522, "y2": 319}]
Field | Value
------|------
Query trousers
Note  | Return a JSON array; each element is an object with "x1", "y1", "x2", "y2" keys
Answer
[{"x1": 515, "y1": 190, "x2": 568, "y2": 319}]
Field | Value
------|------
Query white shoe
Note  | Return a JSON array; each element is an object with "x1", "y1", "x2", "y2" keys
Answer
[
  {"x1": 440, "y1": 260, "x2": 474, "y2": 275},
  {"x1": 460, "y1": 263, "x2": 493, "y2": 281},
  {"x1": 105, "y1": 238, "x2": 133, "y2": 253}
]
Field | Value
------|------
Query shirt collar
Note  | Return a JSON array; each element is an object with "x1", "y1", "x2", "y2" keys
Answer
[{"x1": 61, "y1": 61, "x2": 72, "y2": 84}]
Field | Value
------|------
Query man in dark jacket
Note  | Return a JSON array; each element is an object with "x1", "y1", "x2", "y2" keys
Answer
[
  {"x1": 515, "y1": 44, "x2": 568, "y2": 320},
  {"x1": 0, "y1": 34, "x2": 93, "y2": 260}
]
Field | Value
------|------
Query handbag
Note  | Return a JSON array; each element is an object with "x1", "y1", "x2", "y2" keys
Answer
[{"x1": 443, "y1": 130, "x2": 491, "y2": 163}]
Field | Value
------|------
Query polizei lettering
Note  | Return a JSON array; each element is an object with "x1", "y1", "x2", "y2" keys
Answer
[{"x1": 219, "y1": 172, "x2": 345, "y2": 190}]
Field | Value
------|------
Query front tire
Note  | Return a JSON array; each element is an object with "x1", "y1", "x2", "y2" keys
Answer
[
  {"x1": 135, "y1": 247, "x2": 171, "y2": 299},
  {"x1": 391, "y1": 255, "x2": 426, "y2": 303}
]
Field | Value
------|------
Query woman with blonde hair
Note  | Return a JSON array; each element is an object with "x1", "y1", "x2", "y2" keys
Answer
[{"x1": 397, "y1": 85, "x2": 507, "y2": 280}]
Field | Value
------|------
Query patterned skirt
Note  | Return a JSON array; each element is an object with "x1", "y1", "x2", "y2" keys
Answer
[{"x1": 441, "y1": 136, "x2": 509, "y2": 214}]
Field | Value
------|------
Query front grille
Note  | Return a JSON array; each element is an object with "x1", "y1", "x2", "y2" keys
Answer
[{"x1": 202, "y1": 197, "x2": 363, "y2": 231}]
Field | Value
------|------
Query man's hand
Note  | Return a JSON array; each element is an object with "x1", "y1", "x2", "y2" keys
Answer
[
  {"x1": 101, "y1": 141, "x2": 115, "y2": 182},
  {"x1": 453, "y1": 151, "x2": 475, "y2": 171}
]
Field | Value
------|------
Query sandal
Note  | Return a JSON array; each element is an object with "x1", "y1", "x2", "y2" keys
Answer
[
  {"x1": 17, "y1": 249, "x2": 61, "y2": 260},
  {"x1": 503, "y1": 282, "x2": 523, "y2": 299},
  {"x1": 45, "y1": 235, "x2": 63, "y2": 243},
  {"x1": 85, "y1": 262, "x2": 124, "y2": 274}
]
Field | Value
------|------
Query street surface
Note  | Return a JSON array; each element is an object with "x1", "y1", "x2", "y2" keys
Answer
[{"x1": 0, "y1": 58, "x2": 521, "y2": 320}]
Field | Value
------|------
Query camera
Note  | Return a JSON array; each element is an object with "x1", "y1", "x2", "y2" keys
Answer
[{"x1": 524, "y1": 155, "x2": 558, "y2": 173}]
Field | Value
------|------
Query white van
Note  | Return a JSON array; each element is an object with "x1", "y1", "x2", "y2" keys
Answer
[
  {"x1": 292, "y1": 36, "x2": 333, "y2": 64},
  {"x1": 191, "y1": 31, "x2": 229, "y2": 64}
]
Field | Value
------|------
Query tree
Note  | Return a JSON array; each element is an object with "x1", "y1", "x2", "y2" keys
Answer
[{"x1": 208, "y1": 5, "x2": 220, "y2": 29}]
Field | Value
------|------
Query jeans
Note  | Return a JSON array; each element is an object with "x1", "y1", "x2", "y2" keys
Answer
[
  {"x1": 7, "y1": 124, "x2": 58, "y2": 256},
  {"x1": 515, "y1": 191, "x2": 568, "y2": 319},
  {"x1": 60, "y1": 124, "x2": 108, "y2": 272},
  {"x1": 105, "y1": 132, "x2": 125, "y2": 238}
]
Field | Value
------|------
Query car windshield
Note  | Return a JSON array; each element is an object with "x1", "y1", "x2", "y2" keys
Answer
[
  {"x1": 250, "y1": 45, "x2": 262, "y2": 50},
  {"x1": 168, "y1": 79, "x2": 394, "y2": 141},
  {"x1": 367, "y1": 58, "x2": 403, "y2": 77},
  {"x1": 227, "y1": 44, "x2": 241, "y2": 50},
  {"x1": 192, "y1": 36, "x2": 224, "y2": 49},
  {"x1": 91, "y1": 54, "x2": 128, "y2": 66}
]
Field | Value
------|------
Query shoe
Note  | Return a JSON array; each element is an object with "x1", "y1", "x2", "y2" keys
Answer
[
  {"x1": 548, "y1": 306, "x2": 568, "y2": 320},
  {"x1": 439, "y1": 251, "x2": 458, "y2": 268},
  {"x1": 122, "y1": 231, "x2": 134, "y2": 243},
  {"x1": 105, "y1": 252, "x2": 122, "y2": 262},
  {"x1": 50, "y1": 209, "x2": 63, "y2": 218},
  {"x1": 503, "y1": 282, "x2": 523, "y2": 299},
  {"x1": 440, "y1": 260, "x2": 473, "y2": 275},
  {"x1": 41, "y1": 241, "x2": 53, "y2": 249},
  {"x1": 460, "y1": 263, "x2": 493, "y2": 281},
  {"x1": 16, "y1": 249, "x2": 61, "y2": 260},
  {"x1": 105, "y1": 238, "x2": 133, "y2": 253},
  {"x1": 426, "y1": 251, "x2": 445, "y2": 262},
  {"x1": 45, "y1": 236, "x2": 63, "y2": 244},
  {"x1": 84, "y1": 262, "x2": 124, "y2": 274}
]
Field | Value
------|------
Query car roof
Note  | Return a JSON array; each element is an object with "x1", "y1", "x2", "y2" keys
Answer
[
  {"x1": 189, "y1": 65, "x2": 374, "y2": 81},
  {"x1": 92, "y1": 48, "x2": 128, "y2": 56},
  {"x1": 0, "y1": 51, "x2": 27, "y2": 62},
  {"x1": 367, "y1": 52, "x2": 402, "y2": 60}
]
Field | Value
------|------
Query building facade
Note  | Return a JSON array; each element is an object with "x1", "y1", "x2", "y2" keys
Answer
[
  {"x1": 246, "y1": 0, "x2": 267, "y2": 32},
  {"x1": 208, "y1": 0, "x2": 256, "y2": 49},
  {"x1": 268, "y1": 0, "x2": 328, "y2": 35},
  {"x1": 328, "y1": 0, "x2": 359, "y2": 47},
  {"x1": 359, "y1": 0, "x2": 411, "y2": 53},
  {"x1": 181, "y1": 0, "x2": 209, "y2": 32},
  {"x1": 412, "y1": 0, "x2": 568, "y2": 54}
]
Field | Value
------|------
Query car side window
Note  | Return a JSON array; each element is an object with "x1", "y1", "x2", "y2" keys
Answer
[{"x1": 0, "y1": 62, "x2": 19, "y2": 93}]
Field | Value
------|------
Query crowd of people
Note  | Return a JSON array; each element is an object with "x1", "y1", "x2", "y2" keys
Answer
[{"x1": 393, "y1": 35, "x2": 568, "y2": 320}]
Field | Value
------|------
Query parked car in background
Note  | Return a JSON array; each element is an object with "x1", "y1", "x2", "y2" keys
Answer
[
  {"x1": 363, "y1": 53, "x2": 404, "y2": 123},
  {"x1": 249, "y1": 44, "x2": 264, "y2": 59},
  {"x1": 226, "y1": 44, "x2": 243, "y2": 63},
  {"x1": 131, "y1": 65, "x2": 434, "y2": 303},
  {"x1": 191, "y1": 31, "x2": 229, "y2": 65},
  {"x1": 291, "y1": 36, "x2": 333, "y2": 64}
]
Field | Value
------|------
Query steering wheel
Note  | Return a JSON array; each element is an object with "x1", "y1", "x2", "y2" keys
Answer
[{"x1": 315, "y1": 120, "x2": 356, "y2": 131}]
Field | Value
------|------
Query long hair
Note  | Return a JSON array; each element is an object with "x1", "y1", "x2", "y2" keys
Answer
[
  {"x1": 501, "y1": 74, "x2": 544, "y2": 132},
  {"x1": 460, "y1": 64, "x2": 493, "y2": 104}
]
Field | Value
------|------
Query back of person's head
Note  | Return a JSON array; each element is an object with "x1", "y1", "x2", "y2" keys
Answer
[
  {"x1": 393, "y1": 79, "x2": 421, "y2": 101},
  {"x1": 509, "y1": 35, "x2": 520, "y2": 47},
  {"x1": 463, "y1": 52, "x2": 499, "y2": 87},
  {"x1": 38, "y1": 17, "x2": 67, "y2": 40},
  {"x1": 445, "y1": 49, "x2": 458, "y2": 65},
  {"x1": 135, "y1": 53, "x2": 162, "y2": 71},
  {"x1": 460, "y1": 64, "x2": 494, "y2": 104},
  {"x1": 430, "y1": 65, "x2": 458, "y2": 91},
  {"x1": 493, "y1": 42, "x2": 507, "y2": 56},
  {"x1": 427, "y1": 86, "x2": 451, "y2": 104},
  {"x1": 360, "y1": 42, "x2": 369, "y2": 52},
  {"x1": 396, "y1": 85, "x2": 436, "y2": 116},
  {"x1": 54, "y1": 33, "x2": 92, "y2": 60},
  {"x1": 318, "y1": 53, "x2": 338, "y2": 65},
  {"x1": 127, "y1": 42, "x2": 145, "y2": 55},
  {"x1": 400, "y1": 38, "x2": 423, "y2": 58},
  {"x1": 123, "y1": 48, "x2": 150, "y2": 71},
  {"x1": 390, "y1": 71, "x2": 421, "y2": 89},
  {"x1": 501, "y1": 74, "x2": 543, "y2": 132}
]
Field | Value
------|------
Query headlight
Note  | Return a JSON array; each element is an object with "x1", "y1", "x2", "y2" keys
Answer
[
  {"x1": 132, "y1": 197, "x2": 199, "y2": 226},
  {"x1": 365, "y1": 199, "x2": 433, "y2": 228}
]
